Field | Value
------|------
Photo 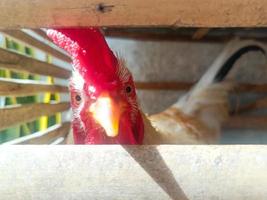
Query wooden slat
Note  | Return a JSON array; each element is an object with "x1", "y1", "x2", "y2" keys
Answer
[
  {"x1": 3, "y1": 122, "x2": 71, "y2": 144},
  {"x1": 2, "y1": 77, "x2": 267, "y2": 96},
  {"x1": 104, "y1": 28, "x2": 267, "y2": 42},
  {"x1": 1, "y1": 30, "x2": 71, "y2": 63},
  {"x1": 135, "y1": 81, "x2": 267, "y2": 93},
  {"x1": 0, "y1": 146, "x2": 266, "y2": 199},
  {"x1": 0, "y1": 47, "x2": 71, "y2": 79},
  {"x1": 104, "y1": 29, "x2": 220, "y2": 42},
  {"x1": 232, "y1": 97, "x2": 267, "y2": 114},
  {"x1": 225, "y1": 116, "x2": 267, "y2": 129},
  {"x1": 235, "y1": 83, "x2": 267, "y2": 93},
  {"x1": 0, "y1": 78, "x2": 68, "y2": 96},
  {"x1": 32, "y1": 29, "x2": 52, "y2": 42},
  {"x1": 0, "y1": 0, "x2": 267, "y2": 28},
  {"x1": 135, "y1": 81, "x2": 192, "y2": 90},
  {"x1": 0, "y1": 102, "x2": 70, "y2": 131}
]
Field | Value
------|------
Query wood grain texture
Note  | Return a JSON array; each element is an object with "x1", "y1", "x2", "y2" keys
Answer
[
  {"x1": 3, "y1": 122, "x2": 71, "y2": 144},
  {"x1": 1, "y1": 30, "x2": 71, "y2": 63},
  {"x1": 0, "y1": 0, "x2": 266, "y2": 28},
  {"x1": 104, "y1": 28, "x2": 220, "y2": 42},
  {"x1": 0, "y1": 78, "x2": 68, "y2": 96},
  {"x1": 0, "y1": 102, "x2": 70, "y2": 131},
  {"x1": 136, "y1": 81, "x2": 267, "y2": 93},
  {"x1": 233, "y1": 96, "x2": 267, "y2": 114},
  {"x1": 0, "y1": 146, "x2": 266, "y2": 199},
  {"x1": 104, "y1": 28, "x2": 267, "y2": 42},
  {"x1": 225, "y1": 116, "x2": 267, "y2": 129},
  {"x1": 0, "y1": 48, "x2": 71, "y2": 78}
]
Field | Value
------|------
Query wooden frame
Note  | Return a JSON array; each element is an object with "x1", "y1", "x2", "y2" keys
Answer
[
  {"x1": 0, "y1": 0, "x2": 267, "y2": 28},
  {"x1": 136, "y1": 82, "x2": 267, "y2": 93},
  {"x1": 0, "y1": 102, "x2": 70, "y2": 131},
  {"x1": 1, "y1": 30, "x2": 71, "y2": 62},
  {"x1": 0, "y1": 29, "x2": 71, "y2": 144},
  {"x1": 0, "y1": 78, "x2": 68, "y2": 96},
  {"x1": 0, "y1": 48, "x2": 71, "y2": 78},
  {"x1": 3, "y1": 122, "x2": 71, "y2": 144}
]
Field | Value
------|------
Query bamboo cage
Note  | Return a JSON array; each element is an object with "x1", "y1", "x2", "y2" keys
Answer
[
  {"x1": 0, "y1": 1, "x2": 266, "y2": 199},
  {"x1": 0, "y1": 29, "x2": 72, "y2": 144}
]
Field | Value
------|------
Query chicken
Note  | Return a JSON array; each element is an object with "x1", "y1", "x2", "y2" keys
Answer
[{"x1": 47, "y1": 28, "x2": 265, "y2": 144}]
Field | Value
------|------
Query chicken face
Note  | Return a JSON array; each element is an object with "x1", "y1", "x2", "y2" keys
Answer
[
  {"x1": 47, "y1": 28, "x2": 144, "y2": 144},
  {"x1": 70, "y1": 61, "x2": 144, "y2": 144}
]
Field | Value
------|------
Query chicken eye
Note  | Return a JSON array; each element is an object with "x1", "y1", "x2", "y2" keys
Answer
[
  {"x1": 75, "y1": 94, "x2": 82, "y2": 102},
  {"x1": 125, "y1": 85, "x2": 132, "y2": 94},
  {"x1": 72, "y1": 92, "x2": 82, "y2": 107}
]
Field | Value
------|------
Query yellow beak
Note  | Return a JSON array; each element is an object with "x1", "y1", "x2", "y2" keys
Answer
[{"x1": 89, "y1": 93, "x2": 124, "y2": 137}]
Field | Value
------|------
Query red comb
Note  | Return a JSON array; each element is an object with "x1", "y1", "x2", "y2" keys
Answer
[{"x1": 47, "y1": 28, "x2": 118, "y2": 82}]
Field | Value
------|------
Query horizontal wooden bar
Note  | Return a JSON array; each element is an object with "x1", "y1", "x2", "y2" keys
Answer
[
  {"x1": 1, "y1": 30, "x2": 71, "y2": 63},
  {"x1": 135, "y1": 81, "x2": 192, "y2": 90},
  {"x1": 31, "y1": 29, "x2": 52, "y2": 42},
  {"x1": 0, "y1": 0, "x2": 267, "y2": 28},
  {"x1": 0, "y1": 78, "x2": 68, "y2": 97},
  {"x1": 0, "y1": 102, "x2": 70, "y2": 131},
  {"x1": 232, "y1": 96, "x2": 267, "y2": 114},
  {"x1": 225, "y1": 116, "x2": 267, "y2": 129},
  {"x1": 104, "y1": 28, "x2": 267, "y2": 43},
  {"x1": 0, "y1": 146, "x2": 266, "y2": 199},
  {"x1": 135, "y1": 82, "x2": 267, "y2": 93},
  {"x1": 3, "y1": 122, "x2": 71, "y2": 144},
  {"x1": 0, "y1": 47, "x2": 71, "y2": 79},
  {"x1": 104, "y1": 29, "x2": 221, "y2": 42}
]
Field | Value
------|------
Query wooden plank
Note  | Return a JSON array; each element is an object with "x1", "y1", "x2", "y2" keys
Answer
[
  {"x1": 3, "y1": 122, "x2": 70, "y2": 144},
  {"x1": 0, "y1": 102, "x2": 70, "y2": 131},
  {"x1": 1, "y1": 30, "x2": 71, "y2": 63},
  {"x1": 2, "y1": 78, "x2": 267, "y2": 96},
  {"x1": 232, "y1": 97, "x2": 267, "y2": 114},
  {"x1": 0, "y1": 78, "x2": 68, "y2": 97},
  {"x1": 0, "y1": 146, "x2": 266, "y2": 199},
  {"x1": 32, "y1": 29, "x2": 53, "y2": 42},
  {"x1": 236, "y1": 83, "x2": 267, "y2": 93},
  {"x1": 0, "y1": 47, "x2": 71, "y2": 78},
  {"x1": 104, "y1": 28, "x2": 267, "y2": 43},
  {"x1": 104, "y1": 28, "x2": 221, "y2": 42},
  {"x1": 136, "y1": 81, "x2": 192, "y2": 90},
  {"x1": 0, "y1": 0, "x2": 267, "y2": 28},
  {"x1": 225, "y1": 116, "x2": 267, "y2": 129},
  {"x1": 135, "y1": 81, "x2": 267, "y2": 93}
]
